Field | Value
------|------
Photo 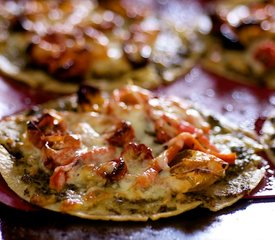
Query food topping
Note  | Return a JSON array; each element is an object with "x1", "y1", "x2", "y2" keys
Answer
[{"x1": 253, "y1": 40, "x2": 275, "y2": 69}]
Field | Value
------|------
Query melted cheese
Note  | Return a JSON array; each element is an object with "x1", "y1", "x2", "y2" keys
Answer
[{"x1": 1, "y1": 86, "x2": 261, "y2": 221}]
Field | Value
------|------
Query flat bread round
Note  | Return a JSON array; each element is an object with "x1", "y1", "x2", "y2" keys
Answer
[
  {"x1": 0, "y1": 85, "x2": 265, "y2": 221},
  {"x1": 202, "y1": 0, "x2": 275, "y2": 89},
  {"x1": 0, "y1": 0, "x2": 206, "y2": 93}
]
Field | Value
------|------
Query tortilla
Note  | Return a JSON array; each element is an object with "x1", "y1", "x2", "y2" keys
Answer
[
  {"x1": 0, "y1": 0, "x2": 206, "y2": 93},
  {"x1": 202, "y1": 0, "x2": 275, "y2": 89},
  {"x1": 0, "y1": 85, "x2": 265, "y2": 221}
]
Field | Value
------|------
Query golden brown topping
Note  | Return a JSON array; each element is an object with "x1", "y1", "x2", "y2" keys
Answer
[
  {"x1": 237, "y1": 24, "x2": 264, "y2": 46},
  {"x1": 42, "y1": 135, "x2": 81, "y2": 169},
  {"x1": 52, "y1": 46, "x2": 91, "y2": 81},
  {"x1": 111, "y1": 85, "x2": 151, "y2": 106},
  {"x1": 27, "y1": 121, "x2": 44, "y2": 149},
  {"x1": 60, "y1": 198, "x2": 83, "y2": 212},
  {"x1": 212, "y1": 2, "x2": 275, "y2": 48},
  {"x1": 107, "y1": 121, "x2": 135, "y2": 147},
  {"x1": 98, "y1": 0, "x2": 126, "y2": 17},
  {"x1": 170, "y1": 150, "x2": 228, "y2": 192},
  {"x1": 27, "y1": 32, "x2": 91, "y2": 82},
  {"x1": 121, "y1": 142, "x2": 153, "y2": 162},
  {"x1": 77, "y1": 85, "x2": 105, "y2": 112},
  {"x1": 135, "y1": 131, "x2": 235, "y2": 188},
  {"x1": 27, "y1": 112, "x2": 83, "y2": 169},
  {"x1": 134, "y1": 137, "x2": 185, "y2": 188},
  {"x1": 96, "y1": 157, "x2": 127, "y2": 181},
  {"x1": 27, "y1": 112, "x2": 67, "y2": 149}
]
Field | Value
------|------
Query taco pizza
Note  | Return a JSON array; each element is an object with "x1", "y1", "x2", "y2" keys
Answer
[
  {"x1": 202, "y1": 0, "x2": 275, "y2": 89},
  {"x1": 0, "y1": 84, "x2": 265, "y2": 221},
  {"x1": 0, "y1": 0, "x2": 204, "y2": 93}
]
